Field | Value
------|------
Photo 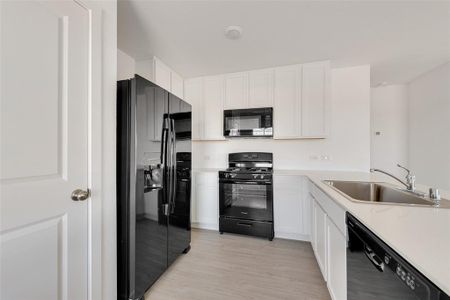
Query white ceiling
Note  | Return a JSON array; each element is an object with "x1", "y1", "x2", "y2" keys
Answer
[{"x1": 118, "y1": 1, "x2": 450, "y2": 85}]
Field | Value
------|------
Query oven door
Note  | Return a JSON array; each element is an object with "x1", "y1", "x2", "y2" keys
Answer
[
  {"x1": 219, "y1": 179, "x2": 273, "y2": 221},
  {"x1": 223, "y1": 108, "x2": 273, "y2": 137}
]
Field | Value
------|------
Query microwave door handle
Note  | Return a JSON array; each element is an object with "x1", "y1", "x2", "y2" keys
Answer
[{"x1": 364, "y1": 245, "x2": 385, "y2": 272}]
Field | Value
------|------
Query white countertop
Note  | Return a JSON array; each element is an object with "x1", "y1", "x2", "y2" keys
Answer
[
  {"x1": 192, "y1": 167, "x2": 450, "y2": 293},
  {"x1": 281, "y1": 169, "x2": 450, "y2": 295}
]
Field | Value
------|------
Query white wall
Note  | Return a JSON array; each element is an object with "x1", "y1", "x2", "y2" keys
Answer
[
  {"x1": 117, "y1": 49, "x2": 135, "y2": 80},
  {"x1": 370, "y1": 85, "x2": 408, "y2": 178},
  {"x1": 193, "y1": 65, "x2": 371, "y2": 171},
  {"x1": 408, "y1": 62, "x2": 450, "y2": 190}
]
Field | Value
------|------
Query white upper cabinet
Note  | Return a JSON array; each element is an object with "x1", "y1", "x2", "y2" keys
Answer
[
  {"x1": 301, "y1": 61, "x2": 331, "y2": 137},
  {"x1": 153, "y1": 57, "x2": 172, "y2": 91},
  {"x1": 273, "y1": 65, "x2": 302, "y2": 139},
  {"x1": 274, "y1": 61, "x2": 331, "y2": 139},
  {"x1": 184, "y1": 77, "x2": 203, "y2": 140},
  {"x1": 171, "y1": 70, "x2": 184, "y2": 99},
  {"x1": 185, "y1": 60, "x2": 330, "y2": 141},
  {"x1": 149, "y1": 56, "x2": 185, "y2": 100},
  {"x1": 184, "y1": 76, "x2": 225, "y2": 141},
  {"x1": 203, "y1": 75, "x2": 225, "y2": 140},
  {"x1": 169, "y1": 93, "x2": 181, "y2": 113},
  {"x1": 224, "y1": 72, "x2": 248, "y2": 109},
  {"x1": 248, "y1": 68, "x2": 274, "y2": 108}
]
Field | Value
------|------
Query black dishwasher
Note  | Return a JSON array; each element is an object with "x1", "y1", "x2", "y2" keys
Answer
[{"x1": 346, "y1": 213, "x2": 449, "y2": 300}]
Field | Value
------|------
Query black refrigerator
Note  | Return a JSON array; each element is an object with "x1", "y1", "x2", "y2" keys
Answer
[{"x1": 117, "y1": 75, "x2": 192, "y2": 300}]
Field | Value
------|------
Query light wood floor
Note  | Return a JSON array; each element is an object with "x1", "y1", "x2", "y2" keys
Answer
[{"x1": 145, "y1": 229, "x2": 331, "y2": 300}]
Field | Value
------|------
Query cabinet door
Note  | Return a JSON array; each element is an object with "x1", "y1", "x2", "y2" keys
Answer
[
  {"x1": 184, "y1": 78, "x2": 203, "y2": 140},
  {"x1": 179, "y1": 100, "x2": 191, "y2": 113},
  {"x1": 327, "y1": 218, "x2": 346, "y2": 300},
  {"x1": 203, "y1": 75, "x2": 225, "y2": 140},
  {"x1": 169, "y1": 94, "x2": 181, "y2": 114},
  {"x1": 311, "y1": 194, "x2": 317, "y2": 251},
  {"x1": 301, "y1": 61, "x2": 330, "y2": 137},
  {"x1": 273, "y1": 176, "x2": 303, "y2": 240},
  {"x1": 224, "y1": 72, "x2": 248, "y2": 109},
  {"x1": 192, "y1": 172, "x2": 219, "y2": 230},
  {"x1": 273, "y1": 65, "x2": 301, "y2": 139},
  {"x1": 153, "y1": 57, "x2": 171, "y2": 91},
  {"x1": 248, "y1": 68, "x2": 274, "y2": 108},
  {"x1": 313, "y1": 199, "x2": 328, "y2": 280},
  {"x1": 171, "y1": 71, "x2": 184, "y2": 99}
]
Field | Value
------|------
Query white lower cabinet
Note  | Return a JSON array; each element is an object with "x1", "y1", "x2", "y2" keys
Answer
[
  {"x1": 191, "y1": 172, "x2": 219, "y2": 230},
  {"x1": 327, "y1": 217, "x2": 347, "y2": 300},
  {"x1": 313, "y1": 199, "x2": 328, "y2": 279},
  {"x1": 273, "y1": 175, "x2": 310, "y2": 240},
  {"x1": 309, "y1": 180, "x2": 347, "y2": 300}
]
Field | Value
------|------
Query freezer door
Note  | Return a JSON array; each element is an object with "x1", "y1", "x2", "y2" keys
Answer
[
  {"x1": 117, "y1": 75, "x2": 171, "y2": 300},
  {"x1": 133, "y1": 76, "x2": 170, "y2": 298}
]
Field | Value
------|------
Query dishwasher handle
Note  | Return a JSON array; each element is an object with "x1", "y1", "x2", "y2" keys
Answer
[{"x1": 364, "y1": 245, "x2": 385, "y2": 272}]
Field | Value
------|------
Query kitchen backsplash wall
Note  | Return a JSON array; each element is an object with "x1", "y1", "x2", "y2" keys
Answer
[{"x1": 193, "y1": 65, "x2": 371, "y2": 171}]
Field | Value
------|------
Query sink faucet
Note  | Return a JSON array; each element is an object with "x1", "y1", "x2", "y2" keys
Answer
[{"x1": 370, "y1": 164, "x2": 416, "y2": 192}]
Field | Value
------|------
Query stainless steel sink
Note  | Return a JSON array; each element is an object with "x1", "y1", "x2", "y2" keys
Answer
[{"x1": 323, "y1": 180, "x2": 450, "y2": 208}]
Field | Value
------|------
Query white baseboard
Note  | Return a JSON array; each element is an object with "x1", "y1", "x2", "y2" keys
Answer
[
  {"x1": 192, "y1": 222, "x2": 219, "y2": 231},
  {"x1": 275, "y1": 231, "x2": 311, "y2": 242},
  {"x1": 193, "y1": 222, "x2": 311, "y2": 242}
]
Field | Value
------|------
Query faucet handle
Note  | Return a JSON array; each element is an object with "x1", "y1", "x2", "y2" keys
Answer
[{"x1": 429, "y1": 188, "x2": 441, "y2": 201}]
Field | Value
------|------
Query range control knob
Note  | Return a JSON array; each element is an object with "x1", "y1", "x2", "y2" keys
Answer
[
  {"x1": 260, "y1": 175, "x2": 264, "y2": 179},
  {"x1": 384, "y1": 255, "x2": 391, "y2": 265},
  {"x1": 410, "y1": 280, "x2": 416, "y2": 290}
]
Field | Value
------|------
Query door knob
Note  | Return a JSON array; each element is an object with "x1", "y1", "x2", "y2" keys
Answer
[{"x1": 71, "y1": 189, "x2": 90, "y2": 201}]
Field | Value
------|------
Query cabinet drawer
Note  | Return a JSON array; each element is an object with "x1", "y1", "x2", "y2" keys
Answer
[
  {"x1": 309, "y1": 180, "x2": 346, "y2": 235},
  {"x1": 219, "y1": 217, "x2": 274, "y2": 239}
]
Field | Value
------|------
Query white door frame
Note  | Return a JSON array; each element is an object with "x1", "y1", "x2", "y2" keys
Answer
[{"x1": 75, "y1": 1, "x2": 104, "y2": 299}]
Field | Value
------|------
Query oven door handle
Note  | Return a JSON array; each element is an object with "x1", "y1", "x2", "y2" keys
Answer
[
  {"x1": 237, "y1": 222, "x2": 253, "y2": 227},
  {"x1": 219, "y1": 180, "x2": 272, "y2": 185},
  {"x1": 364, "y1": 244, "x2": 385, "y2": 272}
]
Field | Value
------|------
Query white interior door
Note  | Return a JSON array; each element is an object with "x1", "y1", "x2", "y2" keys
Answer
[{"x1": 1, "y1": 1, "x2": 90, "y2": 299}]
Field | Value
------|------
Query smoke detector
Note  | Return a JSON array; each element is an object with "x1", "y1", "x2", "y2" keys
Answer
[{"x1": 224, "y1": 26, "x2": 243, "y2": 40}]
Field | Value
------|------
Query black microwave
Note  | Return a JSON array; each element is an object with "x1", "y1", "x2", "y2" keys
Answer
[{"x1": 223, "y1": 107, "x2": 273, "y2": 138}]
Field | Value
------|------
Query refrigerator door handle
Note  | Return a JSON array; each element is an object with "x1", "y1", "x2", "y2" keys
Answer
[
  {"x1": 166, "y1": 117, "x2": 174, "y2": 213},
  {"x1": 160, "y1": 117, "x2": 169, "y2": 168},
  {"x1": 161, "y1": 117, "x2": 170, "y2": 206},
  {"x1": 170, "y1": 118, "x2": 177, "y2": 214}
]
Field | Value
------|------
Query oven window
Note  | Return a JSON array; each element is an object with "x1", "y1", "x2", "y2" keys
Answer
[
  {"x1": 225, "y1": 115, "x2": 262, "y2": 132},
  {"x1": 222, "y1": 183, "x2": 267, "y2": 210}
]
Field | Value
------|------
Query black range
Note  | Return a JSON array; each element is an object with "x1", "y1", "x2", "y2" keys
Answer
[{"x1": 219, "y1": 152, "x2": 274, "y2": 240}]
